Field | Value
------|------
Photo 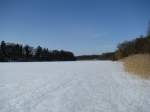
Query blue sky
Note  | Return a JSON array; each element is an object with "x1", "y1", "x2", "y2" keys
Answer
[{"x1": 0, "y1": 0, "x2": 150, "y2": 55}]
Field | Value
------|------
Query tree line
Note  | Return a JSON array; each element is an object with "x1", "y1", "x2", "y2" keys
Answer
[
  {"x1": 76, "y1": 52, "x2": 115, "y2": 60},
  {"x1": 0, "y1": 41, "x2": 76, "y2": 62},
  {"x1": 114, "y1": 34, "x2": 150, "y2": 60}
]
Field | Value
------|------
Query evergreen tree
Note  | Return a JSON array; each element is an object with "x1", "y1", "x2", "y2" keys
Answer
[
  {"x1": 35, "y1": 46, "x2": 42, "y2": 60},
  {"x1": 24, "y1": 45, "x2": 33, "y2": 60},
  {"x1": 1, "y1": 41, "x2": 6, "y2": 57}
]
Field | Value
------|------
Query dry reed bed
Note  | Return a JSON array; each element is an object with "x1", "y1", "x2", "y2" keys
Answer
[{"x1": 121, "y1": 54, "x2": 150, "y2": 78}]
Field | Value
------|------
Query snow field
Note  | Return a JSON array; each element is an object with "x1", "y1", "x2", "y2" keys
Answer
[{"x1": 0, "y1": 61, "x2": 150, "y2": 112}]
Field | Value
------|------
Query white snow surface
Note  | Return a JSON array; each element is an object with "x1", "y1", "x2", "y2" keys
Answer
[{"x1": 0, "y1": 61, "x2": 150, "y2": 112}]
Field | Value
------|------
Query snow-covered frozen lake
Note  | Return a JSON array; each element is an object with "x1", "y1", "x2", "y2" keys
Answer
[{"x1": 0, "y1": 61, "x2": 150, "y2": 112}]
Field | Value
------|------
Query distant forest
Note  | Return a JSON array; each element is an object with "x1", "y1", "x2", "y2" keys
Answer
[
  {"x1": 1, "y1": 34, "x2": 150, "y2": 62},
  {"x1": 0, "y1": 41, "x2": 76, "y2": 62},
  {"x1": 77, "y1": 52, "x2": 115, "y2": 60}
]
